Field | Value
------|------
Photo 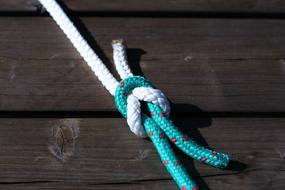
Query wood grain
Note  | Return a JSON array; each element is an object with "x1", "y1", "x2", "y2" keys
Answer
[
  {"x1": 0, "y1": 118, "x2": 283, "y2": 189},
  {"x1": 0, "y1": 1, "x2": 283, "y2": 190},
  {"x1": 0, "y1": 0, "x2": 285, "y2": 13},
  {"x1": 0, "y1": 0, "x2": 38, "y2": 11},
  {"x1": 0, "y1": 18, "x2": 285, "y2": 112}
]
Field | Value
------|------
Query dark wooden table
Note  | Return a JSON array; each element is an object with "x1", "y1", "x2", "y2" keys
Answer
[{"x1": 0, "y1": 0, "x2": 284, "y2": 189}]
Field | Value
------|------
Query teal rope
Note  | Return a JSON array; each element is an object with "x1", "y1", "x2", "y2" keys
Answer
[{"x1": 115, "y1": 76, "x2": 230, "y2": 190}]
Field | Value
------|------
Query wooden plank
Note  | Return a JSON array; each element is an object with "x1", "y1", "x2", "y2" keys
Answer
[
  {"x1": 0, "y1": 117, "x2": 283, "y2": 189},
  {"x1": 0, "y1": 0, "x2": 37, "y2": 11},
  {"x1": 63, "y1": 0, "x2": 285, "y2": 13},
  {"x1": 1, "y1": 0, "x2": 285, "y2": 13},
  {"x1": 1, "y1": 18, "x2": 285, "y2": 112}
]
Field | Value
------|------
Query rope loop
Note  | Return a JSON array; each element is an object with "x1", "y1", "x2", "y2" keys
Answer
[
  {"x1": 115, "y1": 76, "x2": 170, "y2": 137},
  {"x1": 38, "y1": 0, "x2": 231, "y2": 188},
  {"x1": 115, "y1": 76, "x2": 230, "y2": 189}
]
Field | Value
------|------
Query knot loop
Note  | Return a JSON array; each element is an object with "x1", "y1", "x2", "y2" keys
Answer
[
  {"x1": 38, "y1": 1, "x2": 230, "y2": 188},
  {"x1": 115, "y1": 76, "x2": 229, "y2": 189},
  {"x1": 115, "y1": 76, "x2": 170, "y2": 137}
]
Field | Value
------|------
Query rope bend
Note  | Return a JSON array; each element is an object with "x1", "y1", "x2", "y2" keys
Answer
[
  {"x1": 115, "y1": 76, "x2": 229, "y2": 190},
  {"x1": 38, "y1": 0, "x2": 231, "y2": 189}
]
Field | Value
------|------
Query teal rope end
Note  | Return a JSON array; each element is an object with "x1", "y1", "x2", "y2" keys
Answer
[{"x1": 115, "y1": 76, "x2": 230, "y2": 190}]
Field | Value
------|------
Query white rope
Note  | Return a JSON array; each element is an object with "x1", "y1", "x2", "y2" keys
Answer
[
  {"x1": 38, "y1": 0, "x2": 118, "y2": 95},
  {"x1": 39, "y1": 0, "x2": 170, "y2": 137},
  {"x1": 112, "y1": 39, "x2": 133, "y2": 79},
  {"x1": 127, "y1": 87, "x2": 170, "y2": 137},
  {"x1": 112, "y1": 40, "x2": 171, "y2": 137}
]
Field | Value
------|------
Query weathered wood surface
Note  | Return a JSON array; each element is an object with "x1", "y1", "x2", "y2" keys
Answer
[
  {"x1": 1, "y1": 0, "x2": 285, "y2": 13},
  {"x1": 1, "y1": 18, "x2": 285, "y2": 112},
  {"x1": 0, "y1": 118, "x2": 283, "y2": 190},
  {"x1": 0, "y1": 1, "x2": 284, "y2": 190}
]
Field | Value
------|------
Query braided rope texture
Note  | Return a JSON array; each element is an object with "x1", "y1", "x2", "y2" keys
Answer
[
  {"x1": 112, "y1": 39, "x2": 171, "y2": 137},
  {"x1": 125, "y1": 86, "x2": 171, "y2": 137},
  {"x1": 115, "y1": 76, "x2": 230, "y2": 190},
  {"x1": 39, "y1": 0, "x2": 118, "y2": 95},
  {"x1": 112, "y1": 39, "x2": 134, "y2": 79},
  {"x1": 38, "y1": 1, "x2": 230, "y2": 188},
  {"x1": 39, "y1": 0, "x2": 171, "y2": 137}
]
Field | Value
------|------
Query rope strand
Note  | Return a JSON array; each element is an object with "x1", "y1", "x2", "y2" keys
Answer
[
  {"x1": 38, "y1": 0, "x2": 118, "y2": 95},
  {"x1": 39, "y1": 1, "x2": 230, "y2": 189}
]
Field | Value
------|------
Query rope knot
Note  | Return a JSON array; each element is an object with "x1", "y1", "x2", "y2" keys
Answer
[
  {"x1": 38, "y1": 1, "x2": 230, "y2": 187},
  {"x1": 115, "y1": 76, "x2": 170, "y2": 137}
]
